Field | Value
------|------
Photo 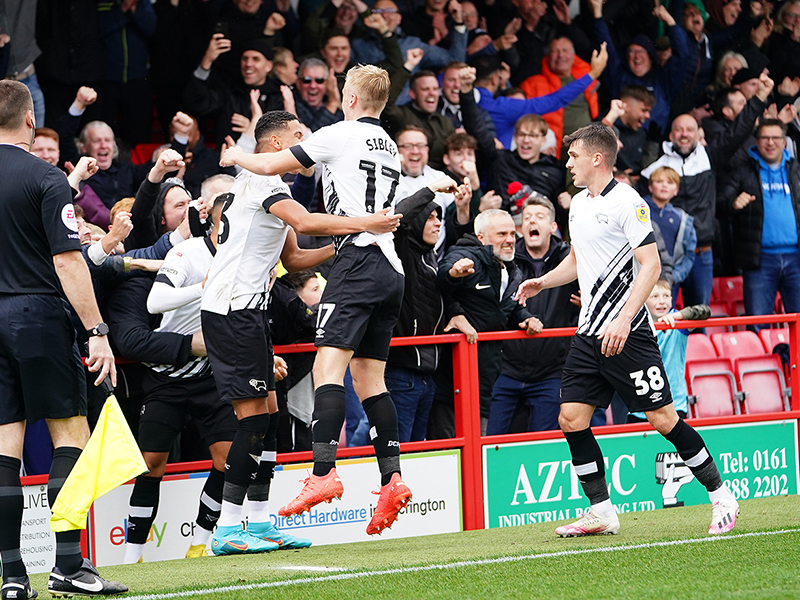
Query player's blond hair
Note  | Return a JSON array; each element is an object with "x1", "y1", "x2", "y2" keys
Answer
[{"x1": 345, "y1": 65, "x2": 391, "y2": 114}]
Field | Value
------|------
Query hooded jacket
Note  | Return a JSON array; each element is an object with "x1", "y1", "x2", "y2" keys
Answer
[
  {"x1": 641, "y1": 141, "x2": 716, "y2": 246},
  {"x1": 719, "y1": 147, "x2": 800, "y2": 270},
  {"x1": 501, "y1": 235, "x2": 579, "y2": 382},
  {"x1": 437, "y1": 234, "x2": 532, "y2": 333},
  {"x1": 388, "y1": 188, "x2": 447, "y2": 373},
  {"x1": 594, "y1": 18, "x2": 690, "y2": 136}
]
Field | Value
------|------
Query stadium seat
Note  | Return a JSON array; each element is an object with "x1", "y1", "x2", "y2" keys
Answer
[
  {"x1": 131, "y1": 143, "x2": 162, "y2": 165},
  {"x1": 714, "y1": 276, "x2": 744, "y2": 305},
  {"x1": 685, "y1": 358, "x2": 743, "y2": 418},
  {"x1": 711, "y1": 331, "x2": 765, "y2": 359},
  {"x1": 686, "y1": 333, "x2": 717, "y2": 361},
  {"x1": 735, "y1": 354, "x2": 791, "y2": 413},
  {"x1": 759, "y1": 328, "x2": 790, "y2": 352},
  {"x1": 707, "y1": 302, "x2": 731, "y2": 335}
]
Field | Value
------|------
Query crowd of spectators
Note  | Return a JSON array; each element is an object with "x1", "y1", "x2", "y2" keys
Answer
[{"x1": 5, "y1": 0, "x2": 800, "y2": 469}]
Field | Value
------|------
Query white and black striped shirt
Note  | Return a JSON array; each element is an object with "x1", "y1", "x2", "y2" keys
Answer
[
  {"x1": 569, "y1": 179, "x2": 656, "y2": 336},
  {"x1": 290, "y1": 117, "x2": 404, "y2": 274},
  {"x1": 201, "y1": 171, "x2": 291, "y2": 315},
  {"x1": 146, "y1": 236, "x2": 215, "y2": 378}
]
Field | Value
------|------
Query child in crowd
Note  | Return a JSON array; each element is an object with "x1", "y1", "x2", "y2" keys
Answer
[
  {"x1": 628, "y1": 279, "x2": 710, "y2": 423},
  {"x1": 644, "y1": 167, "x2": 696, "y2": 302}
]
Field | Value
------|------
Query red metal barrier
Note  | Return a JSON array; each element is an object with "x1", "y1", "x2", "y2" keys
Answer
[{"x1": 24, "y1": 314, "x2": 800, "y2": 533}]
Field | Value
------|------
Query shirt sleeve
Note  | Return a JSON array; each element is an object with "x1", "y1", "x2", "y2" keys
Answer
[
  {"x1": 41, "y1": 168, "x2": 82, "y2": 255},
  {"x1": 291, "y1": 124, "x2": 347, "y2": 167},
  {"x1": 261, "y1": 178, "x2": 293, "y2": 213},
  {"x1": 154, "y1": 245, "x2": 190, "y2": 289},
  {"x1": 618, "y1": 192, "x2": 655, "y2": 249}
]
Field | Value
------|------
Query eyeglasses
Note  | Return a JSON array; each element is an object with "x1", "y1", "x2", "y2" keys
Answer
[
  {"x1": 301, "y1": 76, "x2": 326, "y2": 84},
  {"x1": 784, "y1": 12, "x2": 800, "y2": 20},
  {"x1": 371, "y1": 8, "x2": 398, "y2": 14},
  {"x1": 398, "y1": 143, "x2": 428, "y2": 150},
  {"x1": 757, "y1": 136, "x2": 784, "y2": 142},
  {"x1": 515, "y1": 132, "x2": 543, "y2": 139}
]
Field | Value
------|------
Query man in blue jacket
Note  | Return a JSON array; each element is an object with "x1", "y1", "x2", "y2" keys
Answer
[{"x1": 721, "y1": 119, "x2": 800, "y2": 327}]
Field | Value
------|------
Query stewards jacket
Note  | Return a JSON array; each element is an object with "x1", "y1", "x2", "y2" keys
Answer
[
  {"x1": 501, "y1": 236, "x2": 579, "y2": 383},
  {"x1": 437, "y1": 234, "x2": 532, "y2": 333},
  {"x1": 718, "y1": 149, "x2": 800, "y2": 270}
]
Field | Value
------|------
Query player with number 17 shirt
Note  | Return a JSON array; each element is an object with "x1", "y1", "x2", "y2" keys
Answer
[{"x1": 221, "y1": 65, "x2": 413, "y2": 536}]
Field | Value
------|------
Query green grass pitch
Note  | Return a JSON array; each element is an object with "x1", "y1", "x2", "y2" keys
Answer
[{"x1": 31, "y1": 495, "x2": 800, "y2": 600}]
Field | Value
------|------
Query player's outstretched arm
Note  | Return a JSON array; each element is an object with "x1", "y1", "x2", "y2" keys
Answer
[
  {"x1": 515, "y1": 246, "x2": 577, "y2": 304},
  {"x1": 269, "y1": 199, "x2": 401, "y2": 236},
  {"x1": 220, "y1": 146, "x2": 303, "y2": 176},
  {"x1": 281, "y1": 229, "x2": 335, "y2": 272}
]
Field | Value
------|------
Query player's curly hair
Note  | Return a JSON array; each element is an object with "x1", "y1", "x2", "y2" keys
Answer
[
  {"x1": 254, "y1": 111, "x2": 299, "y2": 143},
  {"x1": 563, "y1": 123, "x2": 618, "y2": 168}
]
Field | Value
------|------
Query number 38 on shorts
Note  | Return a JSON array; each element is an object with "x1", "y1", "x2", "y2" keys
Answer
[{"x1": 629, "y1": 366, "x2": 665, "y2": 396}]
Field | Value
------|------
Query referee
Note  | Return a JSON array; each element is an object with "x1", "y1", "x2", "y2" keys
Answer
[{"x1": 0, "y1": 81, "x2": 126, "y2": 598}]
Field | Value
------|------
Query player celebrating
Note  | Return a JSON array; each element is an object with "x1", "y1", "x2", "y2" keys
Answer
[
  {"x1": 515, "y1": 124, "x2": 739, "y2": 537},
  {"x1": 221, "y1": 65, "x2": 415, "y2": 535},
  {"x1": 204, "y1": 109, "x2": 401, "y2": 553}
]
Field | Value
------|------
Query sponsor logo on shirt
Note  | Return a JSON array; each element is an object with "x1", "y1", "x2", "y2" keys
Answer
[
  {"x1": 62, "y1": 204, "x2": 79, "y2": 232},
  {"x1": 634, "y1": 201, "x2": 650, "y2": 224}
]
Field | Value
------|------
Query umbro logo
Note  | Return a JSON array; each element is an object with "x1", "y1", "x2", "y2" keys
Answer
[
  {"x1": 650, "y1": 392, "x2": 662, "y2": 402},
  {"x1": 316, "y1": 328, "x2": 325, "y2": 337}
]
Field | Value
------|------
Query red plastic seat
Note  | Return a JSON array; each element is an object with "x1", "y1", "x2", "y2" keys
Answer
[
  {"x1": 714, "y1": 276, "x2": 744, "y2": 304},
  {"x1": 685, "y1": 358, "x2": 743, "y2": 418},
  {"x1": 734, "y1": 354, "x2": 791, "y2": 413},
  {"x1": 759, "y1": 328, "x2": 790, "y2": 352},
  {"x1": 707, "y1": 302, "x2": 731, "y2": 335},
  {"x1": 131, "y1": 143, "x2": 162, "y2": 165},
  {"x1": 686, "y1": 334, "x2": 717, "y2": 361},
  {"x1": 711, "y1": 331, "x2": 765, "y2": 359}
]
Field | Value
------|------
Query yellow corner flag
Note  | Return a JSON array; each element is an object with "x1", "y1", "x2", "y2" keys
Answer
[{"x1": 50, "y1": 389, "x2": 147, "y2": 532}]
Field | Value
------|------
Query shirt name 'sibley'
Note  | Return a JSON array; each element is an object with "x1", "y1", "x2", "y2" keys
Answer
[{"x1": 365, "y1": 138, "x2": 397, "y2": 156}]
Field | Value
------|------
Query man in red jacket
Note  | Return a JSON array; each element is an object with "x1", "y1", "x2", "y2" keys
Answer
[{"x1": 520, "y1": 37, "x2": 598, "y2": 159}]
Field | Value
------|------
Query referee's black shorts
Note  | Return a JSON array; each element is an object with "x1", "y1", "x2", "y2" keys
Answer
[
  {"x1": 560, "y1": 328, "x2": 673, "y2": 413},
  {"x1": 0, "y1": 294, "x2": 86, "y2": 425},
  {"x1": 201, "y1": 308, "x2": 275, "y2": 403},
  {"x1": 314, "y1": 245, "x2": 404, "y2": 361}
]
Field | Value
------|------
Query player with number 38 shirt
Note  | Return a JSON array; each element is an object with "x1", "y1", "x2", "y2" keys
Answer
[
  {"x1": 514, "y1": 123, "x2": 739, "y2": 539},
  {"x1": 221, "y1": 64, "x2": 414, "y2": 537}
]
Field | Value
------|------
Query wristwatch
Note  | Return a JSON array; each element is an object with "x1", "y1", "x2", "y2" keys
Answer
[{"x1": 87, "y1": 322, "x2": 110, "y2": 338}]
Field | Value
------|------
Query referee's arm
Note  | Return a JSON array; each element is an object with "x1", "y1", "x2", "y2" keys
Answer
[{"x1": 53, "y1": 250, "x2": 116, "y2": 386}]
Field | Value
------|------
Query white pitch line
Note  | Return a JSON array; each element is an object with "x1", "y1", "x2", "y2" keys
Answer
[
  {"x1": 277, "y1": 566, "x2": 347, "y2": 572},
  {"x1": 123, "y1": 529, "x2": 800, "y2": 600}
]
